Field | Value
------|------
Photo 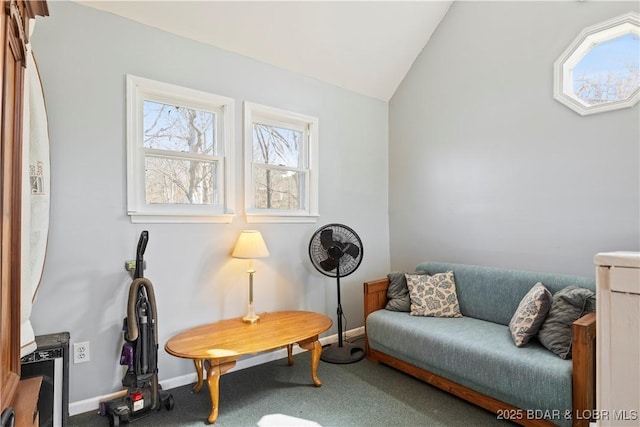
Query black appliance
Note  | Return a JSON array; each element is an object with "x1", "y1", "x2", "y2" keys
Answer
[{"x1": 20, "y1": 332, "x2": 70, "y2": 427}]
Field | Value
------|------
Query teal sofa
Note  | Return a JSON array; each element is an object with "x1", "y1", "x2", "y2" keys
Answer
[{"x1": 364, "y1": 262, "x2": 596, "y2": 427}]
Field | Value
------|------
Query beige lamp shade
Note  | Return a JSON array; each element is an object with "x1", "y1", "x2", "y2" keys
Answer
[{"x1": 232, "y1": 230, "x2": 270, "y2": 259}]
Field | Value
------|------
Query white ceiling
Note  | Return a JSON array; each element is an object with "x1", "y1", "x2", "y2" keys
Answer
[{"x1": 75, "y1": 1, "x2": 453, "y2": 101}]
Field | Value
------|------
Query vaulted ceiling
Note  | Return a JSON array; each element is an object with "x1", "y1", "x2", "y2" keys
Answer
[{"x1": 76, "y1": 1, "x2": 453, "y2": 101}]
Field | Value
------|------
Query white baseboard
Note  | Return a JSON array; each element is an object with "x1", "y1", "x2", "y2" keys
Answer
[{"x1": 69, "y1": 326, "x2": 365, "y2": 416}]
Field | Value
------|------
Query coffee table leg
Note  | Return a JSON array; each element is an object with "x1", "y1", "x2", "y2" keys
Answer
[
  {"x1": 287, "y1": 344, "x2": 294, "y2": 366},
  {"x1": 193, "y1": 359, "x2": 204, "y2": 393},
  {"x1": 298, "y1": 337, "x2": 322, "y2": 387},
  {"x1": 206, "y1": 360, "x2": 236, "y2": 424}
]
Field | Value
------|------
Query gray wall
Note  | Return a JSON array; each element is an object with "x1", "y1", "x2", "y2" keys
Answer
[
  {"x1": 389, "y1": 1, "x2": 640, "y2": 277},
  {"x1": 30, "y1": 2, "x2": 389, "y2": 404}
]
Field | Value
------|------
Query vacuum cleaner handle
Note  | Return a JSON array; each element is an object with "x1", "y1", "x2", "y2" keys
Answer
[
  {"x1": 137, "y1": 231, "x2": 148, "y2": 257},
  {"x1": 135, "y1": 231, "x2": 148, "y2": 279}
]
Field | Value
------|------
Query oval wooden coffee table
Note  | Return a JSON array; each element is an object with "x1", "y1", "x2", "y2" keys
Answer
[{"x1": 165, "y1": 310, "x2": 332, "y2": 424}]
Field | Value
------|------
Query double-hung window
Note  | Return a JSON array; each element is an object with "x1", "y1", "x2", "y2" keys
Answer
[
  {"x1": 244, "y1": 102, "x2": 318, "y2": 223},
  {"x1": 126, "y1": 75, "x2": 235, "y2": 223}
]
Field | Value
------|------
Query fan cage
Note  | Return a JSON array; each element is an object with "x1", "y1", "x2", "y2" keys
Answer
[{"x1": 308, "y1": 224, "x2": 363, "y2": 278}]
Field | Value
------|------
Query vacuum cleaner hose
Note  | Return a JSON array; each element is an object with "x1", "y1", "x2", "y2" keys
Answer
[{"x1": 126, "y1": 278, "x2": 158, "y2": 344}]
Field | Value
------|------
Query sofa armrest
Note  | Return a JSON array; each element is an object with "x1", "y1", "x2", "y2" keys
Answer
[
  {"x1": 363, "y1": 278, "x2": 389, "y2": 356},
  {"x1": 572, "y1": 312, "x2": 596, "y2": 427},
  {"x1": 364, "y1": 278, "x2": 389, "y2": 318}
]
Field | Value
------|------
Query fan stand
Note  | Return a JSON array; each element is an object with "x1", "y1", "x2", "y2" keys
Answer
[{"x1": 320, "y1": 271, "x2": 365, "y2": 364}]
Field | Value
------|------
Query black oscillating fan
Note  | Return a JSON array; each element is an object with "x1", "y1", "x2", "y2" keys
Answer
[{"x1": 309, "y1": 224, "x2": 364, "y2": 364}]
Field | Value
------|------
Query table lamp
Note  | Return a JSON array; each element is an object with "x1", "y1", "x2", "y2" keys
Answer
[{"x1": 232, "y1": 230, "x2": 270, "y2": 323}]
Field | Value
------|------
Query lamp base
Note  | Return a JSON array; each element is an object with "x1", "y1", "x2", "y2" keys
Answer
[{"x1": 242, "y1": 313, "x2": 260, "y2": 324}]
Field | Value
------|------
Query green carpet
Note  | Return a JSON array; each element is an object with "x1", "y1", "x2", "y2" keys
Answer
[{"x1": 72, "y1": 350, "x2": 511, "y2": 426}]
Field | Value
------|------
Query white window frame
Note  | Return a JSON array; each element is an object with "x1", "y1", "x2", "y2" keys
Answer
[
  {"x1": 553, "y1": 12, "x2": 640, "y2": 116},
  {"x1": 244, "y1": 102, "x2": 319, "y2": 223},
  {"x1": 126, "y1": 75, "x2": 235, "y2": 223}
]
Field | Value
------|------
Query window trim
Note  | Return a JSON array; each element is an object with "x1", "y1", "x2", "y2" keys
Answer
[
  {"x1": 243, "y1": 102, "x2": 319, "y2": 224},
  {"x1": 553, "y1": 12, "x2": 640, "y2": 116},
  {"x1": 126, "y1": 75, "x2": 235, "y2": 223}
]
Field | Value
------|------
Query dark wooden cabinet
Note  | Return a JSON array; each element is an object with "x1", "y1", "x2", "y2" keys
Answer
[{"x1": 0, "y1": 1, "x2": 47, "y2": 424}]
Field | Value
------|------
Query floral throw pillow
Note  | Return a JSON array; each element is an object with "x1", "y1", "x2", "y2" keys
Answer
[
  {"x1": 405, "y1": 271, "x2": 462, "y2": 318},
  {"x1": 509, "y1": 282, "x2": 552, "y2": 347}
]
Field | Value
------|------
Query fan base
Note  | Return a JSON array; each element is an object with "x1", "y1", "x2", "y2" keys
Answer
[{"x1": 320, "y1": 342, "x2": 365, "y2": 364}]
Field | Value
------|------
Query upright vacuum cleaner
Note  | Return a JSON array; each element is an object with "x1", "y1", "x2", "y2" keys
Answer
[{"x1": 100, "y1": 231, "x2": 173, "y2": 427}]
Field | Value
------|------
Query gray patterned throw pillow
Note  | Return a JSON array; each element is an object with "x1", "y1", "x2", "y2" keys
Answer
[
  {"x1": 406, "y1": 271, "x2": 462, "y2": 318},
  {"x1": 508, "y1": 282, "x2": 552, "y2": 347}
]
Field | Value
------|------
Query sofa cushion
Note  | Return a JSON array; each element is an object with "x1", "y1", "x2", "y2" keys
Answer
[
  {"x1": 414, "y1": 262, "x2": 595, "y2": 326},
  {"x1": 538, "y1": 285, "x2": 596, "y2": 359},
  {"x1": 509, "y1": 282, "x2": 552, "y2": 347},
  {"x1": 366, "y1": 310, "x2": 573, "y2": 427},
  {"x1": 406, "y1": 271, "x2": 462, "y2": 318}
]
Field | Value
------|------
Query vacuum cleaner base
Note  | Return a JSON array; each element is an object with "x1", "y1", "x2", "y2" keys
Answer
[{"x1": 100, "y1": 388, "x2": 173, "y2": 427}]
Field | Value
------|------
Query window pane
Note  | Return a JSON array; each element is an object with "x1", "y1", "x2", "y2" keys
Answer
[
  {"x1": 252, "y1": 123, "x2": 302, "y2": 167},
  {"x1": 254, "y1": 167, "x2": 304, "y2": 210},
  {"x1": 145, "y1": 156, "x2": 217, "y2": 205},
  {"x1": 143, "y1": 100, "x2": 216, "y2": 155},
  {"x1": 572, "y1": 33, "x2": 639, "y2": 105}
]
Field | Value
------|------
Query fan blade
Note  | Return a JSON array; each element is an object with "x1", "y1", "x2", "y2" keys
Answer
[
  {"x1": 320, "y1": 229, "x2": 334, "y2": 250},
  {"x1": 320, "y1": 257, "x2": 339, "y2": 272},
  {"x1": 343, "y1": 243, "x2": 360, "y2": 259}
]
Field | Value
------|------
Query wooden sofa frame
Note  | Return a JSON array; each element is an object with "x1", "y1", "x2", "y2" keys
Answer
[{"x1": 364, "y1": 278, "x2": 596, "y2": 427}]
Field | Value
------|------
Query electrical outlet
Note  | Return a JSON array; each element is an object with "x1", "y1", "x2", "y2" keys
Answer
[{"x1": 73, "y1": 341, "x2": 90, "y2": 364}]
